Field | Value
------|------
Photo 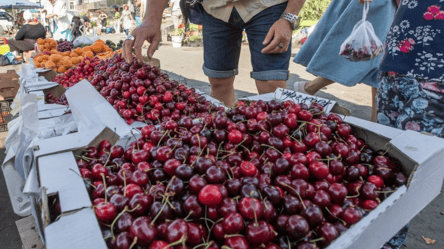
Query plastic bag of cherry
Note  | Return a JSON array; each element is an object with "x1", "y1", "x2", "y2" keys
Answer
[
  {"x1": 339, "y1": 2, "x2": 384, "y2": 62},
  {"x1": 79, "y1": 99, "x2": 406, "y2": 249}
]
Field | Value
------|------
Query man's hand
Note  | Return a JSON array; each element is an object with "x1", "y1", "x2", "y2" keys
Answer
[
  {"x1": 123, "y1": 22, "x2": 161, "y2": 64},
  {"x1": 261, "y1": 19, "x2": 292, "y2": 54}
]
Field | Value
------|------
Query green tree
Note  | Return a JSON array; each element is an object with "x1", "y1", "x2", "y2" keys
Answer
[{"x1": 299, "y1": 0, "x2": 332, "y2": 21}]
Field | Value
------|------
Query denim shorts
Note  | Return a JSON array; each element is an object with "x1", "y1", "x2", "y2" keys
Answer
[{"x1": 201, "y1": 3, "x2": 291, "y2": 81}]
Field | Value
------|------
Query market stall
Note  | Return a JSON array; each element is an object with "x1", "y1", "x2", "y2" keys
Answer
[{"x1": 3, "y1": 37, "x2": 444, "y2": 249}]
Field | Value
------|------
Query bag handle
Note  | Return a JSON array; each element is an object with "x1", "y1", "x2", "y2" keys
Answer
[{"x1": 362, "y1": 1, "x2": 370, "y2": 21}]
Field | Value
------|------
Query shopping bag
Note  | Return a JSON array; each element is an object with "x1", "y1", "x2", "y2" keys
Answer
[{"x1": 339, "y1": 2, "x2": 384, "y2": 62}]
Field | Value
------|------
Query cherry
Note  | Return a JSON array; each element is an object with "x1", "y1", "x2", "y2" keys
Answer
[
  {"x1": 239, "y1": 161, "x2": 258, "y2": 177},
  {"x1": 129, "y1": 216, "x2": 157, "y2": 246},
  {"x1": 239, "y1": 197, "x2": 262, "y2": 220},
  {"x1": 309, "y1": 161, "x2": 329, "y2": 180},
  {"x1": 110, "y1": 194, "x2": 130, "y2": 212},
  {"x1": 283, "y1": 195, "x2": 302, "y2": 214},
  {"x1": 166, "y1": 219, "x2": 188, "y2": 243},
  {"x1": 362, "y1": 199, "x2": 379, "y2": 210},
  {"x1": 312, "y1": 190, "x2": 332, "y2": 208},
  {"x1": 228, "y1": 129, "x2": 243, "y2": 144},
  {"x1": 328, "y1": 183, "x2": 347, "y2": 205},
  {"x1": 291, "y1": 163, "x2": 310, "y2": 180},
  {"x1": 367, "y1": 175, "x2": 384, "y2": 188},
  {"x1": 359, "y1": 182, "x2": 379, "y2": 200},
  {"x1": 189, "y1": 175, "x2": 207, "y2": 194},
  {"x1": 95, "y1": 202, "x2": 117, "y2": 224},
  {"x1": 183, "y1": 195, "x2": 204, "y2": 219},
  {"x1": 225, "y1": 236, "x2": 249, "y2": 249},
  {"x1": 246, "y1": 221, "x2": 271, "y2": 245},
  {"x1": 301, "y1": 204, "x2": 324, "y2": 228},
  {"x1": 342, "y1": 207, "x2": 363, "y2": 226},
  {"x1": 129, "y1": 193, "x2": 153, "y2": 216},
  {"x1": 223, "y1": 212, "x2": 245, "y2": 234},
  {"x1": 125, "y1": 184, "x2": 143, "y2": 199},
  {"x1": 303, "y1": 132, "x2": 320, "y2": 147},
  {"x1": 318, "y1": 222, "x2": 339, "y2": 246},
  {"x1": 218, "y1": 198, "x2": 239, "y2": 217},
  {"x1": 198, "y1": 185, "x2": 223, "y2": 207},
  {"x1": 286, "y1": 215, "x2": 310, "y2": 239}
]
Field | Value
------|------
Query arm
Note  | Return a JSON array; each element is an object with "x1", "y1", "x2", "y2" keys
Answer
[
  {"x1": 124, "y1": 0, "x2": 169, "y2": 63},
  {"x1": 262, "y1": 0, "x2": 306, "y2": 54},
  {"x1": 15, "y1": 26, "x2": 26, "y2": 40}
]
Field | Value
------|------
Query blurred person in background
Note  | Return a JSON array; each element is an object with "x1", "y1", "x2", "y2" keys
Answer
[
  {"x1": 8, "y1": 10, "x2": 45, "y2": 53},
  {"x1": 114, "y1": 7, "x2": 121, "y2": 34},
  {"x1": 46, "y1": 0, "x2": 72, "y2": 41},
  {"x1": 293, "y1": 0, "x2": 397, "y2": 122},
  {"x1": 41, "y1": 10, "x2": 50, "y2": 37},
  {"x1": 170, "y1": 0, "x2": 183, "y2": 29},
  {"x1": 98, "y1": 11, "x2": 108, "y2": 35},
  {"x1": 121, "y1": 4, "x2": 135, "y2": 35}
]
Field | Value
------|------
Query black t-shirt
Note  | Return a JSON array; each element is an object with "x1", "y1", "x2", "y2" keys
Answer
[{"x1": 15, "y1": 23, "x2": 46, "y2": 40}]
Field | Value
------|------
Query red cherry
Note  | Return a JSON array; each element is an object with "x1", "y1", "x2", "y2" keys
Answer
[
  {"x1": 198, "y1": 185, "x2": 223, "y2": 207},
  {"x1": 239, "y1": 161, "x2": 258, "y2": 177}
]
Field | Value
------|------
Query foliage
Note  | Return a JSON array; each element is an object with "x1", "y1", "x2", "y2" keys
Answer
[
  {"x1": 91, "y1": 21, "x2": 97, "y2": 27},
  {"x1": 299, "y1": 0, "x2": 332, "y2": 21},
  {"x1": 188, "y1": 34, "x2": 202, "y2": 42},
  {"x1": 171, "y1": 23, "x2": 185, "y2": 36}
]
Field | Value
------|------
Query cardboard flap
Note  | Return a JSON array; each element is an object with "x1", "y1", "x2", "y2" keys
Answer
[
  {"x1": 38, "y1": 152, "x2": 91, "y2": 213},
  {"x1": 34, "y1": 126, "x2": 118, "y2": 159},
  {"x1": 44, "y1": 208, "x2": 107, "y2": 249}
]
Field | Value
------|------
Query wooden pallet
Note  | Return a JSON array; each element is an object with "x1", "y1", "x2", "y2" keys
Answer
[{"x1": 16, "y1": 216, "x2": 44, "y2": 249}]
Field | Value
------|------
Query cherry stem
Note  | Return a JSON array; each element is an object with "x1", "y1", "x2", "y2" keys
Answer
[
  {"x1": 282, "y1": 183, "x2": 306, "y2": 209},
  {"x1": 123, "y1": 171, "x2": 127, "y2": 197},
  {"x1": 165, "y1": 234, "x2": 187, "y2": 248},
  {"x1": 261, "y1": 144, "x2": 283, "y2": 155},
  {"x1": 68, "y1": 169, "x2": 96, "y2": 189},
  {"x1": 184, "y1": 210, "x2": 194, "y2": 221},
  {"x1": 224, "y1": 234, "x2": 244, "y2": 238},
  {"x1": 287, "y1": 236, "x2": 292, "y2": 249},
  {"x1": 101, "y1": 174, "x2": 108, "y2": 203},
  {"x1": 250, "y1": 192, "x2": 258, "y2": 227},
  {"x1": 309, "y1": 237, "x2": 325, "y2": 243},
  {"x1": 157, "y1": 130, "x2": 171, "y2": 147},
  {"x1": 325, "y1": 207, "x2": 347, "y2": 226},
  {"x1": 129, "y1": 237, "x2": 138, "y2": 249},
  {"x1": 103, "y1": 145, "x2": 115, "y2": 167},
  {"x1": 151, "y1": 196, "x2": 169, "y2": 225}
]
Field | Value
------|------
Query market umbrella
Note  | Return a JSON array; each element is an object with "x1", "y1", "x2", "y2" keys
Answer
[
  {"x1": 0, "y1": 0, "x2": 42, "y2": 9},
  {"x1": 109, "y1": 4, "x2": 119, "y2": 9}
]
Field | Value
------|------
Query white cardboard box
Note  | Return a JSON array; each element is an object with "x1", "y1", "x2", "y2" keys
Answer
[
  {"x1": 31, "y1": 127, "x2": 118, "y2": 248},
  {"x1": 246, "y1": 89, "x2": 444, "y2": 248}
]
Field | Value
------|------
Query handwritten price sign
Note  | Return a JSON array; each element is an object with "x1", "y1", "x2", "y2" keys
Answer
[{"x1": 240, "y1": 88, "x2": 337, "y2": 113}]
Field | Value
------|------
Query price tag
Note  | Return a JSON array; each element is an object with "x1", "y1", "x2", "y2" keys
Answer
[{"x1": 273, "y1": 88, "x2": 336, "y2": 113}]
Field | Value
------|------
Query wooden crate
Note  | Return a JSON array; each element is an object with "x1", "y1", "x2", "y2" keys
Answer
[{"x1": 16, "y1": 216, "x2": 44, "y2": 249}]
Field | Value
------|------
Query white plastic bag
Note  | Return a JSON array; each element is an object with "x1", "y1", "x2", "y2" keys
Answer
[
  {"x1": 73, "y1": 35, "x2": 101, "y2": 47},
  {"x1": 339, "y1": 2, "x2": 384, "y2": 62}
]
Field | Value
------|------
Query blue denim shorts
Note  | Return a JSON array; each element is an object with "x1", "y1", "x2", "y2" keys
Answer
[{"x1": 201, "y1": 3, "x2": 291, "y2": 81}]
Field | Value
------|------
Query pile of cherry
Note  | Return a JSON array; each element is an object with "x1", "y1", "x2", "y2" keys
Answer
[
  {"x1": 78, "y1": 99, "x2": 407, "y2": 249},
  {"x1": 50, "y1": 54, "x2": 223, "y2": 125},
  {"x1": 54, "y1": 57, "x2": 101, "y2": 88}
]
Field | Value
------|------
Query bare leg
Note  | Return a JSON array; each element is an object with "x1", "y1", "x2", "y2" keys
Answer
[
  {"x1": 371, "y1": 87, "x2": 377, "y2": 122},
  {"x1": 304, "y1": 77, "x2": 335, "y2": 95},
  {"x1": 255, "y1": 80, "x2": 286, "y2": 95},
  {"x1": 209, "y1": 76, "x2": 235, "y2": 107}
]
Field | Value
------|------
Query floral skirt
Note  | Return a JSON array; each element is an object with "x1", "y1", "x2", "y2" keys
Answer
[{"x1": 376, "y1": 74, "x2": 444, "y2": 138}]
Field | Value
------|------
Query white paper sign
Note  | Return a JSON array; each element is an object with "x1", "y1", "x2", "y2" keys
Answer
[
  {"x1": 273, "y1": 88, "x2": 337, "y2": 113},
  {"x1": 240, "y1": 88, "x2": 337, "y2": 113}
]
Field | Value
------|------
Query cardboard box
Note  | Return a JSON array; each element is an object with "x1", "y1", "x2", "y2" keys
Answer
[
  {"x1": 326, "y1": 116, "x2": 444, "y2": 248},
  {"x1": 32, "y1": 126, "x2": 118, "y2": 249},
  {"x1": 245, "y1": 89, "x2": 444, "y2": 248}
]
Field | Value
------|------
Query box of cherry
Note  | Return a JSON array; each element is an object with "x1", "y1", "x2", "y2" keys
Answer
[{"x1": 75, "y1": 98, "x2": 414, "y2": 249}]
